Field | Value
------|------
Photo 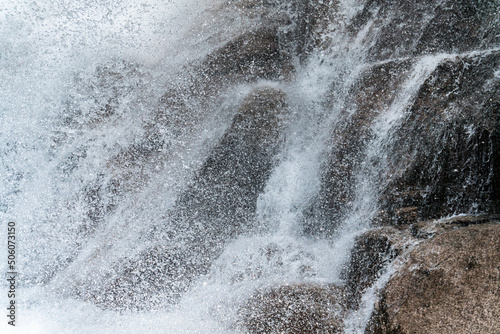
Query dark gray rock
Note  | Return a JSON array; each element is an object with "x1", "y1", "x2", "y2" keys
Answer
[
  {"x1": 340, "y1": 228, "x2": 404, "y2": 309},
  {"x1": 304, "y1": 59, "x2": 414, "y2": 235},
  {"x1": 348, "y1": 0, "x2": 500, "y2": 62},
  {"x1": 172, "y1": 87, "x2": 288, "y2": 238},
  {"x1": 309, "y1": 50, "x2": 499, "y2": 233},
  {"x1": 382, "y1": 51, "x2": 500, "y2": 224},
  {"x1": 200, "y1": 26, "x2": 292, "y2": 82}
]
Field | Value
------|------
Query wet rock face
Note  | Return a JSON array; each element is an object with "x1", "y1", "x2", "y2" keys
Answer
[
  {"x1": 307, "y1": 60, "x2": 414, "y2": 234},
  {"x1": 239, "y1": 284, "x2": 348, "y2": 334},
  {"x1": 80, "y1": 245, "x2": 209, "y2": 310},
  {"x1": 69, "y1": 0, "x2": 296, "y2": 309},
  {"x1": 311, "y1": 49, "x2": 499, "y2": 233},
  {"x1": 299, "y1": 0, "x2": 500, "y2": 235},
  {"x1": 285, "y1": 0, "x2": 342, "y2": 60},
  {"x1": 63, "y1": 59, "x2": 149, "y2": 127},
  {"x1": 414, "y1": 0, "x2": 500, "y2": 56},
  {"x1": 349, "y1": 0, "x2": 500, "y2": 62},
  {"x1": 382, "y1": 51, "x2": 500, "y2": 224},
  {"x1": 69, "y1": 0, "x2": 499, "y2": 318},
  {"x1": 340, "y1": 228, "x2": 404, "y2": 308},
  {"x1": 367, "y1": 223, "x2": 500, "y2": 334}
]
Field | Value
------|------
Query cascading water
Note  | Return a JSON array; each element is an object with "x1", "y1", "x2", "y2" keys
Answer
[{"x1": 1, "y1": 0, "x2": 499, "y2": 333}]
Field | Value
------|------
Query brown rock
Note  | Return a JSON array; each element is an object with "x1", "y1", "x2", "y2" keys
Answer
[
  {"x1": 368, "y1": 223, "x2": 500, "y2": 334},
  {"x1": 393, "y1": 207, "x2": 418, "y2": 225},
  {"x1": 239, "y1": 283, "x2": 349, "y2": 334},
  {"x1": 306, "y1": 1, "x2": 500, "y2": 231}
]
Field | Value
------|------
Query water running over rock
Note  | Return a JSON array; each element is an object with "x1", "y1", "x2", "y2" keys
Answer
[{"x1": 1, "y1": 0, "x2": 499, "y2": 333}]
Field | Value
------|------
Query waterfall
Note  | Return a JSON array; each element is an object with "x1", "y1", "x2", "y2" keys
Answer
[{"x1": 1, "y1": 0, "x2": 499, "y2": 333}]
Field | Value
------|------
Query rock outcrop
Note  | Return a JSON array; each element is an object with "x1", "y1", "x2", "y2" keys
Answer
[
  {"x1": 367, "y1": 223, "x2": 500, "y2": 334},
  {"x1": 307, "y1": 59, "x2": 414, "y2": 234},
  {"x1": 69, "y1": 0, "x2": 295, "y2": 310},
  {"x1": 172, "y1": 87, "x2": 287, "y2": 235}
]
